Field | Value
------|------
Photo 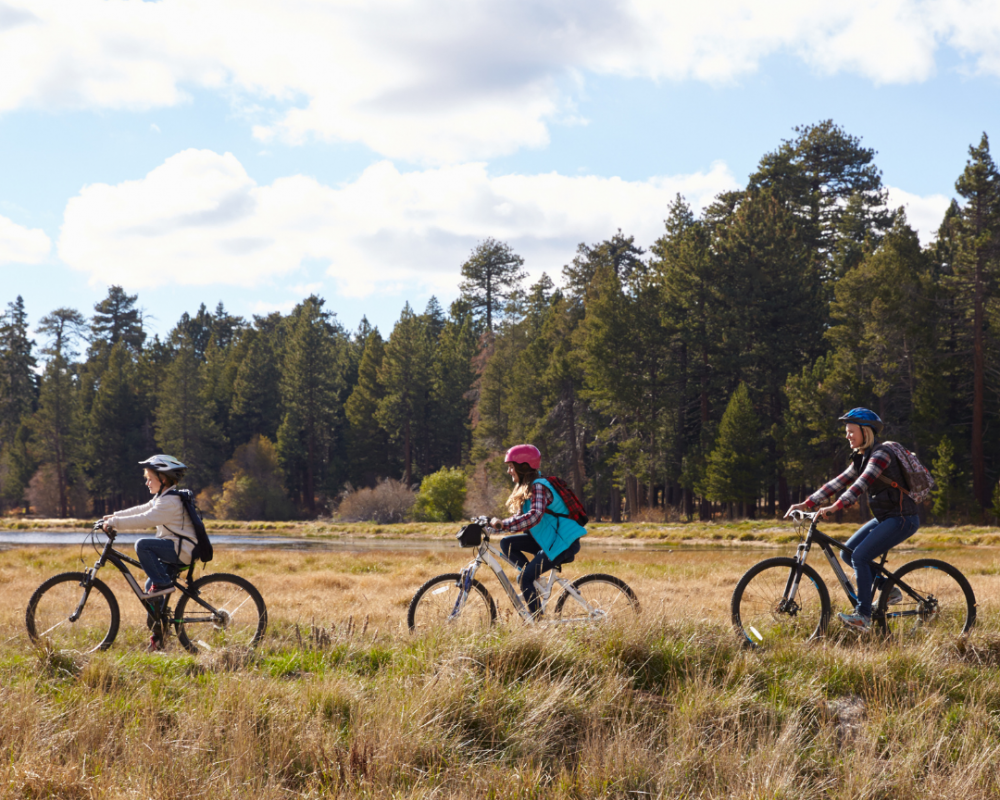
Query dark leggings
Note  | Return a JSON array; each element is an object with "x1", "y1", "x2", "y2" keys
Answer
[{"x1": 501, "y1": 533, "x2": 581, "y2": 615}]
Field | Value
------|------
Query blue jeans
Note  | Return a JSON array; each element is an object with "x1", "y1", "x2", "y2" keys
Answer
[
  {"x1": 135, "y1": 538, "x2": 184, "y2": 589},
  {"x1": 501, "y1": 534, "x2": 581, "y2": 616},
  {"x1": 841, "y1": 515, "x2": 920, "y2": 617}
]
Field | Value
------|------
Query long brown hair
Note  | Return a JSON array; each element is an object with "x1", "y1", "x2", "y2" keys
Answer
[{"x1": 505, "y1": 462, "x2": 540, "y2": 515}]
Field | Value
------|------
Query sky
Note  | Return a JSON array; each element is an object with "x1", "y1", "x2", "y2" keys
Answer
[{"x1": 2, "y1": 0, "x2": 999, "y2": 343}]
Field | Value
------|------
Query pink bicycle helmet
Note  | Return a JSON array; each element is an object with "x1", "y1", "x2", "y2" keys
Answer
[{"x1": 504, "y1": 444, "x2": 541, "y2": 470}]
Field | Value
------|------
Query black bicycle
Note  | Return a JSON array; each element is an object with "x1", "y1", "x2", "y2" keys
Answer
[
  {"x1": 732, "y1": 510, "x2": 976, "y2": 647},
  {"x1": 26, "y1": 523, "x2": 267, "y2": 654}
]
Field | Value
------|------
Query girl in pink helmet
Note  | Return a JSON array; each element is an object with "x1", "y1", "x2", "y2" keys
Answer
[{"x1": 489, "y1": 444, "x2": 587, "y2": 617}]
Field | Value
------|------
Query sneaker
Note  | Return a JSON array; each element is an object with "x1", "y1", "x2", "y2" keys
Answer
[
  {"x1": 884, "y1": 586, "x2": 903, "y2": 605},
  {"x1": 838, "y1": 611, "x2": 871, "y2": 631},
  {"x1": 145, "y1": 584, "x2": 175, "y2": 598},
  {"x1": 147, "y1": 634, "x2": 164, "y2": 652}
]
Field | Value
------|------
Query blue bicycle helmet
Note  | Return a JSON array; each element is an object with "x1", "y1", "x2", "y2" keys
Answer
[{"x1": 838, "y1": 407, "x2": 883, "y2": 435}]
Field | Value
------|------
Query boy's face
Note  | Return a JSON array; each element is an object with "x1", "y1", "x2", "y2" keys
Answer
[{"x1": 143, "y1": 468, "x2": 163, "y2": 495}]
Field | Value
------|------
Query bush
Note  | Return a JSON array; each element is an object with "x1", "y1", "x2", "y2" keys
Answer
[
  {"x1": 413, "y1": 467, "x2": 467, "y2": 522},
  {"x1": 337, "y1": 478, "x2": 415, "y2": 523},
  {"x1": 211, "y1": 436, "x2": 295, "y2": 521}
]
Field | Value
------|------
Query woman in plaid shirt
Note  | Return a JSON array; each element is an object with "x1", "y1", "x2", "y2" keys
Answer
[
  {"x1": 786, "y1": 408, "x2": 920, "y2": 631},
  {"x1": 489, "y1": 444, "x2": 587, "y2": 618}
]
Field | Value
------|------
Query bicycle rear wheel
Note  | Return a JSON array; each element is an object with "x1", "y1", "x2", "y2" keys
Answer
[
  {"x1": 732, "y1": 557, "x2": 830, "y2": 648},
  {"x1": 876, "y1": 558, "x2": 976, "y2": 642},
  {"x1": 26, "y1": 572, "x2": 120, "y2": 653},
  {"x1": 552, "y1": 574, "x2": 639, "y2": 623},
  {"x1": 174, "y1": 573, "x2": 267, "y2": 653},
  {"x1": 407, "y1": 573, "x2": 496, "y2": 633}
]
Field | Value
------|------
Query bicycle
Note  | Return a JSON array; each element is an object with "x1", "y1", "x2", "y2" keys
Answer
[
  {"x1": 407, "y1": 517, "x2": 639, "y2": 632},
  {"x1": 731, "y1": 510, "x2": 976, "y2": 647},
  {"x1": 26, "y1": 522, "x2": 267, "y2": 654}
]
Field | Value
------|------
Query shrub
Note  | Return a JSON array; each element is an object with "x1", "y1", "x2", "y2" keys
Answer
[
  {"x1": 212, "y1": 436, "x2": 295, "y2": 521},
  {"x1": 413, "y1": 467, "x2": 467, "y2": 522},
  {"x1": 337, "y1": 478, "x2": 415, "y2": 523}
]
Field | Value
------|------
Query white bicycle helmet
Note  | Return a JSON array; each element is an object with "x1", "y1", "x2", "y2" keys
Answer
[{"x1": 138, "y1": 454, "x2": 187, "y2": 482}]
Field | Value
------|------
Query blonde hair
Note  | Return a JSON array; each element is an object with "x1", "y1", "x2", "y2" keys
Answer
[
  {"x1": 854, "y1": 426, "x2": 875, "y2": 452},
  {"x1": 504, "y1": 462, "x2": 539, "y2": 514}
]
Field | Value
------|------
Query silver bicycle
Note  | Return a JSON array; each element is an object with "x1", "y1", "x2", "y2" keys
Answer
[{"x1": 407, "y1": 517, "x2": 639, "y2": 632}]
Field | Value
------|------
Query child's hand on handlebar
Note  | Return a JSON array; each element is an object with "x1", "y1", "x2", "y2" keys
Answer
[{"x1": 489, "y1": 517, "x2": 501, "y2": 529}]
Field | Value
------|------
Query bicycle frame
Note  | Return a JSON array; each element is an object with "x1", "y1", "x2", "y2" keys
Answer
[
  {"x1": 81, "y1": 528, "x2": 218, "y2": 621},
  {"x1": 458, "y1": 527, "x2": 591, "y2": 623},
  {"x1": 789, "y1": 513, "x2": 916, "y2": 619}
]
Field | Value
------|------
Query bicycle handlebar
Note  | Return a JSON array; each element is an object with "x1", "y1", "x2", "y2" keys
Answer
[{"x1": 785, "y1": 509, "x2": 819, "y2": 521}]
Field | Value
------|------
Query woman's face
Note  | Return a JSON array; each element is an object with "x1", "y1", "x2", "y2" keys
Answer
[
  {"x1": 144, "y1": 468, "x2": 163, "y2": 495},
  {"x1": 506, "y1": 462, "x2": 518, "y2": 483},
  {"x1": 845, "y1": 423, "x2": 865, "y2": 449}
]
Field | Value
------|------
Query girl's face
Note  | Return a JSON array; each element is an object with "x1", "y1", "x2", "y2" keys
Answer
[
  {"x1": 144, "y1": 468, "x2": 163, "y2": 495},
  {"x1": 845, "y1": 423, "x2": 865, "y2": 449},
  {"x1": 506, "y1": 462, "x2": 518, "y2": 483}
]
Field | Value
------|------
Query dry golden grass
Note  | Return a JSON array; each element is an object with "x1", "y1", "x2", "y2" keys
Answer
[{"x1": 3, "y1": 538, "x2": 1000, "y2": 798}]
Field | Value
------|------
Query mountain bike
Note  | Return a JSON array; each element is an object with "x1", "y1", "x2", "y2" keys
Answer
[
  {"x1": 731, "y1": 510, "x2": 975, "y2": 648},
  {"x1": 26, "y1": 523, "x2": 267, "y2": 654},
  {"x1": 407, "y1": 517, "x2": 639, "y2": 632}
]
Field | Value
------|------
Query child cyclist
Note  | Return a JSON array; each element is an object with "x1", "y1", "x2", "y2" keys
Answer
[
  {"x1": 785, "y1": 408, "x2": 920, "y2": 631},
  {"x1": 102, "y1": 455, "x2": 196, "y2": 649},
  {"x1": 489, "y1": 444, "x2": 587, "y2": 618}
]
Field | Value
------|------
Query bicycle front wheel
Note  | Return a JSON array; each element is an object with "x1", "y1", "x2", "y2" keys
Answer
[
  {"x1": 407, "y1": 573, "x2": 497, "y2": 633},
  {"x1": 26, "y1": 572, "x2": 120, "y2": 653},
  {"x1": 732, "y1": 557, "x2": 830, "y2": 648},
  {"x1": 175, "y1": 573, "x2": 267, "y2": 653},
  {"x1": 876, "y1": 558, "x2": 976, "y2": 642},
  {"x1": 553, "y1": 574, "x2": 639, "y2": 623}
]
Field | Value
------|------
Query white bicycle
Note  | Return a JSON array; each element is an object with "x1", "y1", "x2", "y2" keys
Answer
[{"x1": 407, "y1": 517, "x2": 639, "y2": 632}]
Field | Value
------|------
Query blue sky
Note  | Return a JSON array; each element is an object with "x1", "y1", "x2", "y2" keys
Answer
[{"x1": 1, "y1": 0, "x2": 998, "y2": 343}]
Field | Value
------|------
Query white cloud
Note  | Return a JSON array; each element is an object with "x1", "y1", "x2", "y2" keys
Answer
[
  {"x1": 0, "y1": 213, "x2": 51, "y2": 264},
  {"x1": 886, "y1": 185, "x2": 952, "y2": 244},
  {"x1": 1, "y1": 1, "x2": 998, "y2": 163},
  {"x1": 57, "y1": 149, "x2": 738, "y2": 296}
]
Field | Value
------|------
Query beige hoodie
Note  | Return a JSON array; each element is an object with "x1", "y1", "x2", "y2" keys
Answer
[{"x1": 111, "y1": 492, "x2": 196, "y2": 565}]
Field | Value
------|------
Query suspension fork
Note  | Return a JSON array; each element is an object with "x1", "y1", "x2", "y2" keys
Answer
[{"x1": 782, "y1": 541, "x2": 812, "y2": 604}]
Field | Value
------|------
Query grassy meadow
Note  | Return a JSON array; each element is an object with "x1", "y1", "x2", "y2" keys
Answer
[{"x1": 3, "y1": 531, "x2": 1000, "y2": 797}]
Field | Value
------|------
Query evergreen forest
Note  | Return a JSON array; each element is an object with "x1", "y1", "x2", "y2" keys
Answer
[{"x1": 2, "y1": 121, "x2": 999, "y2": 523}]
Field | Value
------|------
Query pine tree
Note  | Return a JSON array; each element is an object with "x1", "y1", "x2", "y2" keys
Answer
[
  {"x1": 277, "y1": 296, "x2": 344, "y2": 514},
  {"x1": 458, "y1": 239, "x2": 526, "y2": 332},
  {"x1": 154, "y1": 335, "x2": 221, "y2": 491},
  {"x1": 0, "y1": 296, "x2": 38, "y2": 510},
  {"x1": 931, "y1": 436, "x2": 960, "y2": 524},
  {"x1": 90, "y1": 285, "x2": 146, "y2": 357},
  {"x1": 32, "y1": 308, "x2": 87, "y2": 516},
  {"x1": 703, "y1": 383, "x2": 763, "y2": 516},
  {"x1": 88, "y1": 342, "x2": 146, "y2": 510},
  {"x1": 230, "y1": 329, "x2": 283, "y2": 446},
  {"x1": 345, "y1": 329, "x2": 394, "y2": 485},
  {"x1": 950, "y1": 133, "x2": 1000, "y2": 511},
  {"x1": 377, "y1": 304, "x2": 432, "y2": 484}
]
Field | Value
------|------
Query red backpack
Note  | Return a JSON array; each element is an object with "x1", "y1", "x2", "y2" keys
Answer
[{"x1": 543, "y1": 476, "x2": 589, "y2": 526}]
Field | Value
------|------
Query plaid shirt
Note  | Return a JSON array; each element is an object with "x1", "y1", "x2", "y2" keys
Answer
[
  {"x1": 498, "y1": 483, "x2": 552, "y2": 532},
  {"x1": 805, "y1": 449, "x2": 893, "y2": 511}
]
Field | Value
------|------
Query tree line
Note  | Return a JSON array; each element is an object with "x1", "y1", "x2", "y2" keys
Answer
[{"x1": 1, "y1": 121, "x2": 998, "y2": 522}]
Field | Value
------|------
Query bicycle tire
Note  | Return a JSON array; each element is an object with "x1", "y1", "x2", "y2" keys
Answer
[
  {"x1": 26, "y1": 572, "x2": 120, "y2": 653},
  {"x1": 407, "y1": 573, "x2": 497, "y2": 633},
  {"x1": 552, "y1": 573, "x2": 639, "y2": 622},
  {"x1": 174, "y1": 573, "x2": 267, "y2": 653},
  {"x1": 732, "y1": 557, "x2": 831, "y2": 648},
  {"x1": 875, "y1": 558, "x2": 976, "y2": 641}
]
